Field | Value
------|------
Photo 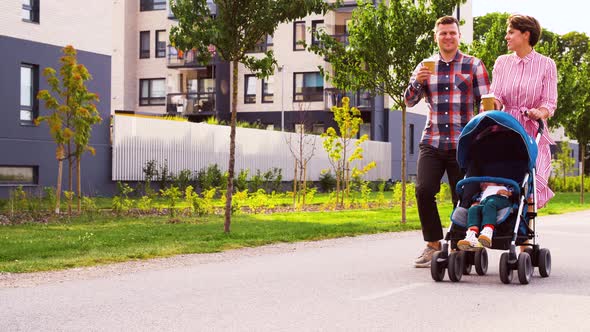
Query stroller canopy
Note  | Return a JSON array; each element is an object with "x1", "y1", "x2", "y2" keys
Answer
[{"x1": 457, "y1": 111, "x2": 538, "y2": 172}]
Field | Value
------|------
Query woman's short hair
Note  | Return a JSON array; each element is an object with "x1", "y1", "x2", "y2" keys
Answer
[{"x1": 508, "y1": 14, "x2": 542, "y2": 47}]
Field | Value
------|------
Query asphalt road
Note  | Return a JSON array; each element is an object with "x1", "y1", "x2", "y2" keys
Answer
[{"x1": 1, "y1": 210, "x2": 590, "y2": 331}]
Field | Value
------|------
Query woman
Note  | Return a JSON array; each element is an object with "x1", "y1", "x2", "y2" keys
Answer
[{"x1": 490, "y1": 14, "x2": 557, "y2": 208}]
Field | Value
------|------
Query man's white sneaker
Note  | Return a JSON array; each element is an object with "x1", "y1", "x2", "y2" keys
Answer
[
  {"x1": 457, "y1": 230, "x2": 482, "y2": 251},
  {"x1": 478, "y1": 227, "x2": 494, "y2": 248}
]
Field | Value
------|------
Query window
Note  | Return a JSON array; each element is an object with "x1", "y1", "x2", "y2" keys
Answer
[
  {"x1": 293, "y1": 21, "x2": 305, "y2": 50},
  {"x1": 311, "y1": 20, "x2": 324, "y2": 46},
  {"x1": 409, "y1": 124, "x2": 415, "y2": 155},
  {"x1": 312, "y1": 123, "x2": 324, "y2": 134},
  {"x1": 22, "y1": 0, "x2": 39, "y2": 23},
  {"x1": 247, "y1": 34, "x2": 273, "y2": 53},
  {"x1": 262, "y1": 76, "x2": 273, "y2": 103},
  {"x1": 20, "y1": 64, "x2": 38, "y2": 125},
  {"x1": 244, "y1": 75, "x2": 257, "y2": 104},
  {"x1": 293, "y1": 72, "x2": 323, "y2": 102},
  {"x1": 155, "y1": 30, "x2": 166, "y2": 58},
  {"x1": 359, "y1": 123, "x2": 371, "y2": 139},
  {"x1": 140, "y1": 31, "x2": 150, "y2": 58},
  {"x1": 295, "y1": 124, "x2": 305, "y2": 134},
  {"x1": 139, "y1": 78, "x2": 166, "y2": 106},
  {"x1": 140, "y1": 0, "x2": 166, "y2": 11},
  {"x1": 0, "y1": 166, "x2": 38, "y2": 185}
]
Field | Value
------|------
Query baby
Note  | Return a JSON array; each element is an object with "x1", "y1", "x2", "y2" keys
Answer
[{"x1": 457, "y1": 182, "x2": 513, "y2": 250}]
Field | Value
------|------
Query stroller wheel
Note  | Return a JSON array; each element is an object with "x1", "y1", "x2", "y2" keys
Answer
[
  {"x1": 463, "y1": 252, "x2": 473, "y2": 275},
  {"x1": 524, "y1": 247, "x2": 536, "y2": 266},
  {"x1": 474, "y1": 248, "x2": 488, "y2": 275},
  {"x1": 517, "y1": 252, "x2": 533, "y2": 284},
  {"x1": 430, "y1": 251, "x2": 446, "y2": 282},
  {"x1": 499, "y1": 252, "x2": 513, "y2": 284},
  {"x1": 538, "y1": 248, "x2": 551, "y2": 277},
  {"x1": 448, "y1": 251, "x2": 464, "y2": 282}
]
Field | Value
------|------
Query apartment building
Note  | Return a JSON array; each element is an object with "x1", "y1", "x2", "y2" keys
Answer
[
  {"x1": 115, "y1": 0, "x2": 472, "y2": 144},
  {"x1": 0, "y1": 0, "x2": 114, "y2": 197},
  {"x1": 111, "y1": 0, "x2": 474, "y2": 182},
  {"x1": 0, "y1": 0, "x2": 474, "y2": 198}
]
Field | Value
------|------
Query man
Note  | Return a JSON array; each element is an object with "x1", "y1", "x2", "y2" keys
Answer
[{"x1": 404, "y1": 16, "x2": 490, "y2": 268}]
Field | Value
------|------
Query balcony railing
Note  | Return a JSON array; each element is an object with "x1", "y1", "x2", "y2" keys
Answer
[
  {"x1": 167, "y1": 46, "x2": 207, "y2": 68},
  {"x1": 166, "y1": 92, "x2": 215, "y2": 115},
  {"x1": 325, "y1": 88, "x2": 373, "y2": 111}
]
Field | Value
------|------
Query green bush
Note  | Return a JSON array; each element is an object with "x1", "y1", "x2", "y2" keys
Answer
[
  {"x1": 160, "y1": 185, "x2": 182, "y2": 218},
  {"x1": 318, "y1": 171, "x2": 336, "y2": 192},
  {"x1": 112, "y1": 182, "x2": 134, "y2": 216},
  {"x1": 436, "y1": 182, "x2": 452, "y2": 204},
  {"x1": 235, "y1": 169, "x2": 249, "y2": 192},
  {"x1": 196, "y1": 164, "x2": 225, "y2": 190},
  {"x1": 392, "y1": 182, "x2": 416, "y2": 206},
  {"x1": 175, "y1": 169, "x2": 193, "y2": 192},
  {"x1": 263, "y1": 167, "x2": 283, "y2": 192},
  {"x1": 142, "y1": 159, "x2": 158, "y2": 197},
  {"x1": 158, "y1": 159, "x2": 172, "y2": 191},
  {"x1": 249, "y1": 169, "x2": 264, "y2": 192},
  {"x1": 549, "y1": 176, "x2": 590, "y2": 192},
  {"x1": 137, "y1": 195, "x2": 154, "y2": 212}
]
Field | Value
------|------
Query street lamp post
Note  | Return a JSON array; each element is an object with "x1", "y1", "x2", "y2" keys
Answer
[{"x1": 279, "y1": 65, "x2": 285, "y2": 131}]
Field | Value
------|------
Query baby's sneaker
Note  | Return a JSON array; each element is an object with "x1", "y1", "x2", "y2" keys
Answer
[
  {"x1": 478, "y1": 227, "x2": 494, "y2": 248},
  {"x1": 457, "y1": 230, "x2": 481, "y2": 251}
]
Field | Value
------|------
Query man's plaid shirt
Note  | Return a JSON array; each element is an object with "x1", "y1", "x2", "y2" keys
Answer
[{"x1": 404, "y1": 51, "x2": 490, "y2": 151}]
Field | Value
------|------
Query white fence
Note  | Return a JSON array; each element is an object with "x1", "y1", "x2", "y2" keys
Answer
[{"x1": 112, "y1": 115, "x2": 391, "y2": 181}]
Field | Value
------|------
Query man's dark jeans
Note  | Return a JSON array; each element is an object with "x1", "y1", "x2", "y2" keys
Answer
[{"x1": 415, "y1": 144, "x2": 464, "y2": 242}]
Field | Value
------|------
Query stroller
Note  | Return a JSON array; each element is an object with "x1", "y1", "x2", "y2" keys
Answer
[{"x1": 430, "y1": 111, "x2": 552, "y2": 284}]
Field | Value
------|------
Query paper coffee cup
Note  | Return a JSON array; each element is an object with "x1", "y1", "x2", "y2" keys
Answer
[
  {"x1": 481, "y1": 94, "x2": 496, "y2": 111},
  {"x1": 422, "y1": 60, "x2": 435, "y2": 72}
]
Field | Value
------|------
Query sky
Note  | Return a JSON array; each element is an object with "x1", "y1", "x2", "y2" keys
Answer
[{"x1": 472, "y1": 0, "x2": 590, "y2": 35}]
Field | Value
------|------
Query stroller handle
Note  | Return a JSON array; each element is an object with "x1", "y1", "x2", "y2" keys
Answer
[{"x1": 523, "y1": 110, "x2": 545, "y2": 141}]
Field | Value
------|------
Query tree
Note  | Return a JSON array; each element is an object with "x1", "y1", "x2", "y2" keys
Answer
[
  {"x1": 556, "y1": 50, "x2": 590, "y2": 203},
  {"x1": 322, "y1": 97, "x2": 376, "y2": 208},
  {"x1": 310, "y1": 0, "x2": 464, "y2": 222},
  {"x1": 36, "y1": 46, "x2": 100, "y2": 214},
  {"x1": 552, "y1": 140, "x2": 575, "y2": 188},
  {"x1": 72, "y1": 91, "x2": 102, "y2": 213},
  {"x1": 467, "y1": 12, "x2": 509, "y2": 78},
  {"x1": 170, "y1": 0, "x2": 333, "y2": 232},
  {"x1": 285, "y1": 102, "x2": 317, "y2": 209}
]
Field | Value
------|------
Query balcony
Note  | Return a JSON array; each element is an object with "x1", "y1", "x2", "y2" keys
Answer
[
  {"x1": 167, "y1": 46, "x2": 208, "y2": 68},
  {"x1": 166, "y1": 92, "x2": 215, "y2": 116},
  {"x1": 325, "y1": 88, "x2": 373, "y2": 111}
]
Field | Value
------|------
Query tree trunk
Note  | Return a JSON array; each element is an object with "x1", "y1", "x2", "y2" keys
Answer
[
  {"x1": 77, "y1": 156, "x2": 81, "y2": 213},
  {"x1": 67, "y1": 142, "x2": 73, "y2": 216},
  {"x1": 401, "y1": 106, "x2": 407, "y2": 223},
  {"x1": 55, "y1": 147, "x2": 64, "y2": 214},
  {"x1": 581, "y1": 144, "x2": 585, "y2": 204},
  {"x1": 293, "y1": 159, "x2": 298, "y2": 207},
  {"x1": 224, "y1": 60, "x2": 239, "y2": 233},
  {"x1": 302, "y1": 160, "x2": 308, "y2": 207}
]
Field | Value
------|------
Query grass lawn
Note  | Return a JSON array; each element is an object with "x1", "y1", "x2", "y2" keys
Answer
[{"x1": 0, "y1": 192, "x2": 588, "y2": 273}]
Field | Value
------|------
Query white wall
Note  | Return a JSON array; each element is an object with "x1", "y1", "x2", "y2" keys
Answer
[
  {"x1": 0, "y1": 0, "x2": 112, "y2": 56},
  {"x1": 112, "y1": 115, "x2": 391, "y2": 181}
]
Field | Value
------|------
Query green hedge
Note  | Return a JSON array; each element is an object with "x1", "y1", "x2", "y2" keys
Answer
[{"x1": 549, "y1": 176, "x2": 590, "y2": 192}]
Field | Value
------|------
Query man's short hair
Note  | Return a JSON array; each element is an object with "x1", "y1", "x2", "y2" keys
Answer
[
  {"x1": 434, "y1": 16, "x2": 460, "y2": 32},
  {"x1": 507, "y1": 14, "x2": 542, "y2": 47}
]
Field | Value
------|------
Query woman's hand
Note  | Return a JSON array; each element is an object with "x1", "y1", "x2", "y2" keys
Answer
[
  {"x1": 526, "y1": 108, "x2": 548, "y2": 120},
  {"x1": 494, "y1": 99, "x2": 503, "y2": 110}
]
